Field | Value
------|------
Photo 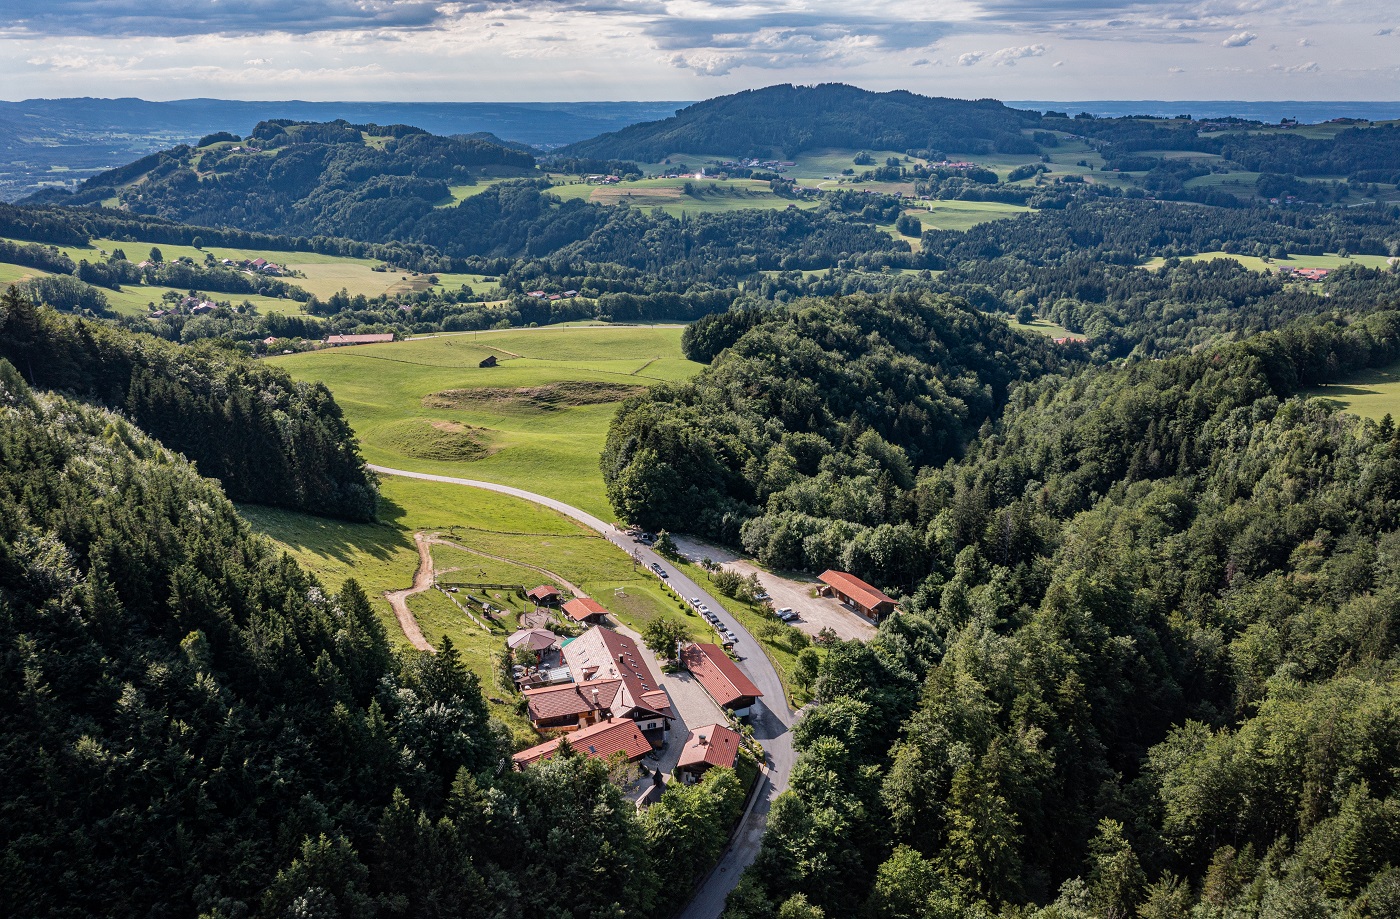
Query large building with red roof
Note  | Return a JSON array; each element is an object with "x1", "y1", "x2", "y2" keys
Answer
[
  {"x1": 680, "y1": 642, "x2": 763, "y2": 718},
  {"x1": 511, "y1": 717, "x2": 652, "y2": 768},
  {"x1": 676, "y1": 723, "x2": 742, "y2": 781},
  {"x1": 562, "y1": 626, "x2": 673, "y2": 734},
  {"x1": 817, "y1": 570, "x2": 897, "y2": 621},
  {"x1": 562, "y1": 597, "x2": 609, "y2": 624}
]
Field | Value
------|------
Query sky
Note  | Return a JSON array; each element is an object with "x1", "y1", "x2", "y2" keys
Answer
[{"x1": 2, "y1": 0, "x2": 1398, "y2": 102}]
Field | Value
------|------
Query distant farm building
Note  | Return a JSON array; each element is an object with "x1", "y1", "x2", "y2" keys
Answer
[
  {"x1": 681, "y1": 642, "x2": 763, "y2": 718},
  {"x1": 479, "y1": 355, "x2": 498, "y2": 368},
  {"x1": 326, "y1": 333, "x2": 395, "y2": 347},
  {"x1": 511, "y1": 717, "x2": 652, "y2": 768},
  {"x1": 817, "y1": 570, "x2": 897, "y2": 622}
]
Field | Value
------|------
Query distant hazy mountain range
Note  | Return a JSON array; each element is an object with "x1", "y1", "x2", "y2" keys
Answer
[
  {"x1": 0, "y1": 98, "x2": 688, "y2": 200},
  {"x1": 1010, "y1": 100, "x2": 1400, "y2": 122}
]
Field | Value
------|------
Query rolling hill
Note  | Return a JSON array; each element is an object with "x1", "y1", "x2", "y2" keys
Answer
[{"x1": 556, "y1": 83, "x2": 1044, "y2": 161}]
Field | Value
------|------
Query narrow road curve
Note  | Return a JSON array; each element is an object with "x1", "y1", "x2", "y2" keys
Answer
[
  {"x1": 384, "y1": 531, "x2": 436, "y2": 652},
  {"x1": 369, "y1": 465, "x2": 794, "y2": 918}
]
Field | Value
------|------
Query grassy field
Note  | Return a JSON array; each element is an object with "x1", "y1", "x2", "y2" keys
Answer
[
  {"x1": 0, "y1": 235, "x2": 473, "y2": 305},
  {"x1": 1306, "y1": 359, "x2": 1400, "y2": 422},
  {"x1": 903, "y1": 200, "x2": 1032, "y2": 232},
  {"x1": 1141, "y1": 251, "x2": 1398, "y2": 272},
  {"x1": 240, "y1": 473, "x2": 706, "y2": 746},
  {"x1": 270, "y1": 325, "x2": 702, "y2": 519},
  {"x1": 1006, "y1": 315, "x2": 1079, "y2": 339}
]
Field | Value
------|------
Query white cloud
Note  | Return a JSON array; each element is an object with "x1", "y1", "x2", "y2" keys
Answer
[
  {"x1": 1297, "y1": 37, "x2": 1311, "y2": 46},
  {"x1": 1272, "y1": 60, "x2": 1320, "y2": 72},
  {"x1": 1222, "y1": 31, "x2": 1257, "y2": 47},
  {"x1": 1168, "y1": 65, "x2": 1185, "y2": 73},
  {"x1": 958, "y1": 44, "x2": 1046, "y2": 67}
]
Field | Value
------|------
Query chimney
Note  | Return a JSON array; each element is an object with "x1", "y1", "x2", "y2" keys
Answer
[
  {"x1": 698, "y1": 734, "x2": 707, "y2": 746},
  {"x1": 592, "y1": 688, "x2": 600, "y2": 707}
]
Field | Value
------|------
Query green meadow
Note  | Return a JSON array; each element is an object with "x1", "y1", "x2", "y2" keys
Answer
[
  {"x1": 1141, "y1": 251, "x2": 1397, "y2": 272},
  {"x1": 1306, "y1": 359, "x2": 1400, "y2": 423},
  {"x1": 1006, "y1": 315, "x2": 1078, "y2": 339},
  {"x1": 902, "y1": 200, "x2": 1032, "y2": 232},
  {"x1": 0, "y1": 234, "x2": 484, "y2": 307},
  {"x1": 270, "y1": 325, "x2": 703, "y2": 520}
]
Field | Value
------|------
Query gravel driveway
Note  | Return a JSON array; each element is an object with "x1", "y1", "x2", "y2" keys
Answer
[{"x1": 671, "y1": 536, "x2": 877, "y2": 642}]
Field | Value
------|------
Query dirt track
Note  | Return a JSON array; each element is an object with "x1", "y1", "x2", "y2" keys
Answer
[{"x1": 385, "y1": 532, "x2": 436, "y2": 652}]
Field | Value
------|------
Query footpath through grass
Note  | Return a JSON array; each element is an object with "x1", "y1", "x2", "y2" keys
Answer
[{"x1": 271, "y1": 325, "x2": 703, "y2": 520}]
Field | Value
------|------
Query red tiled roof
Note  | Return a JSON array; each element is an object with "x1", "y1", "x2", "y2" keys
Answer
[
  {"x1": 677, "y1": 723, "x2": 741, "y2": 771},
  {"x1": 526, "y1": 585, "x2": 560, "y2": 601},
  {"x1": 681, "y1": 643, "x2": 762, "y2": 709},
  {"x1": 522, "y1": 679, "x2": 622, "y2": 722},
  {"x1": 511, "y1": 717, "x2": 651, "y2": 767},
  {"x1": 563, "y1": 626, "x2": 673, "y2": 719},
  {"x1": 818, "y1": 570, "x2": 896, "y2": 613},
  {"x1": 563, "y1": 598, "x2": 608, "y2": 621}
]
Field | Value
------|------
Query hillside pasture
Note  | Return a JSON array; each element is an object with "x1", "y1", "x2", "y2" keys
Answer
[
  {"x1": 1306, "y1": 359, "x2": 1400, "y2": 423},
  {"x1": 270, "y1": 325, "x2": 703, "y2": 518},
  {"x1": 1141, "y1": 251, "x2": 1397, "y2": 272}
]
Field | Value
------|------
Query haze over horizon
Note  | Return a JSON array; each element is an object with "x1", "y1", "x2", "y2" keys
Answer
[{"x1": 5, "y1": 0, "x2": 1399, "y2": 103}]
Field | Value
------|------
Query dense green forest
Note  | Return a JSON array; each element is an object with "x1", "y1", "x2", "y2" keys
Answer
[
  {"x1": 606, "y1": 302, "x2": 1400, "y2": 919},
  {"x1": 602, "y1": 292, "x2": 1067, "y2": 546},
  {"x1": 557, "y1": 84, "x2": 1043, "y2": 160},
  {"x1": 0, "y1": 289, "x2": 376, "y2": 520},
  {"x1": 0, "y1": 358, "x2": 749, "y2": 918}
]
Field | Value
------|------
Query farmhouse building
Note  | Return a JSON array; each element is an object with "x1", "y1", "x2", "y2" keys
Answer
[
  {"x1": 511, "y1": 716, "x2": 651, "y2": 768},
  {"x1": 681, "y1": 642, "x2": 763, "y2": 718},
  {"x1": 525, "y1": 584, "x2": 560, "y2": 605},
  {"x1": 521, "y1": 678, "x2": 622, "y2": 731},
  {"x1": 817, "y1": 570, "x2": 897, "y2": 621},
  {"x1": 676, "y1": 723, "x2": 742, "y2": 782},
  {"x1": 563, "y1": 626, "x2": 673, "y2": 734},
  {"x1": 562, "y1": 597, "x2": 609, "y2": 625}
]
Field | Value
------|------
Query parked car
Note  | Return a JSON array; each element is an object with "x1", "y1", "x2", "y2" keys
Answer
[{"x1": 754, "y1": 591, "x2": 770, "y2": 602}]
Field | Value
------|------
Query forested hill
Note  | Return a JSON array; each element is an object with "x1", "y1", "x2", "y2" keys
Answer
[
  {"x1": 601, "y1": 292, "x2": 1066, "y2": 542},
  {"x1": 557, "y1": 83, "x2": 1043, "y2": 160},
  {"x1": 0, "y1": 360, "x2": 690, "y2": 919},
  {"x1": 699, "y1": 309, "x2": 1400, "y2": 919},
  {"x1": 0, "y1": 288, "x2": 377, "y2": 520},
  {"x1": 25, "y1": 118, "x2": 535, "y2": 241}
]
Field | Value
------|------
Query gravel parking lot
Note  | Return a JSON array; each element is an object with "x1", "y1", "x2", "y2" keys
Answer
[{"x1": 672, "y1": 536, "x2": 877, "y2": 642}]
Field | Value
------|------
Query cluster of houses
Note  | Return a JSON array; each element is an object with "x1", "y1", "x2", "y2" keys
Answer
[
  {"x1": 584, "y1": 175, "x2": 624, "y2": 185},
  {"x1": 714, "y1": 159, "x2": 798, "y2": 172},
  {"x1": 149, "y1": 296, "x2": 218, "y2": 319},
  {"x1": 526, "y1": 290, "x2": 579, "y2": 301},
  {"x1": 1280, "y1": 266, "x2": 1331, "y2": 281},
  {"x1": 505, "y1": 588, "x2": 762, "y2": 784},
  {"x1": 219, "y1": 256, "x2": 286, "y2": 277}
]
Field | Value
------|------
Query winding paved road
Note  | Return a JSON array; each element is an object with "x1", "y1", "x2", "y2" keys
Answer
[{"x1": 369, "y1": 465, "x2": 794, "y2": 918}]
